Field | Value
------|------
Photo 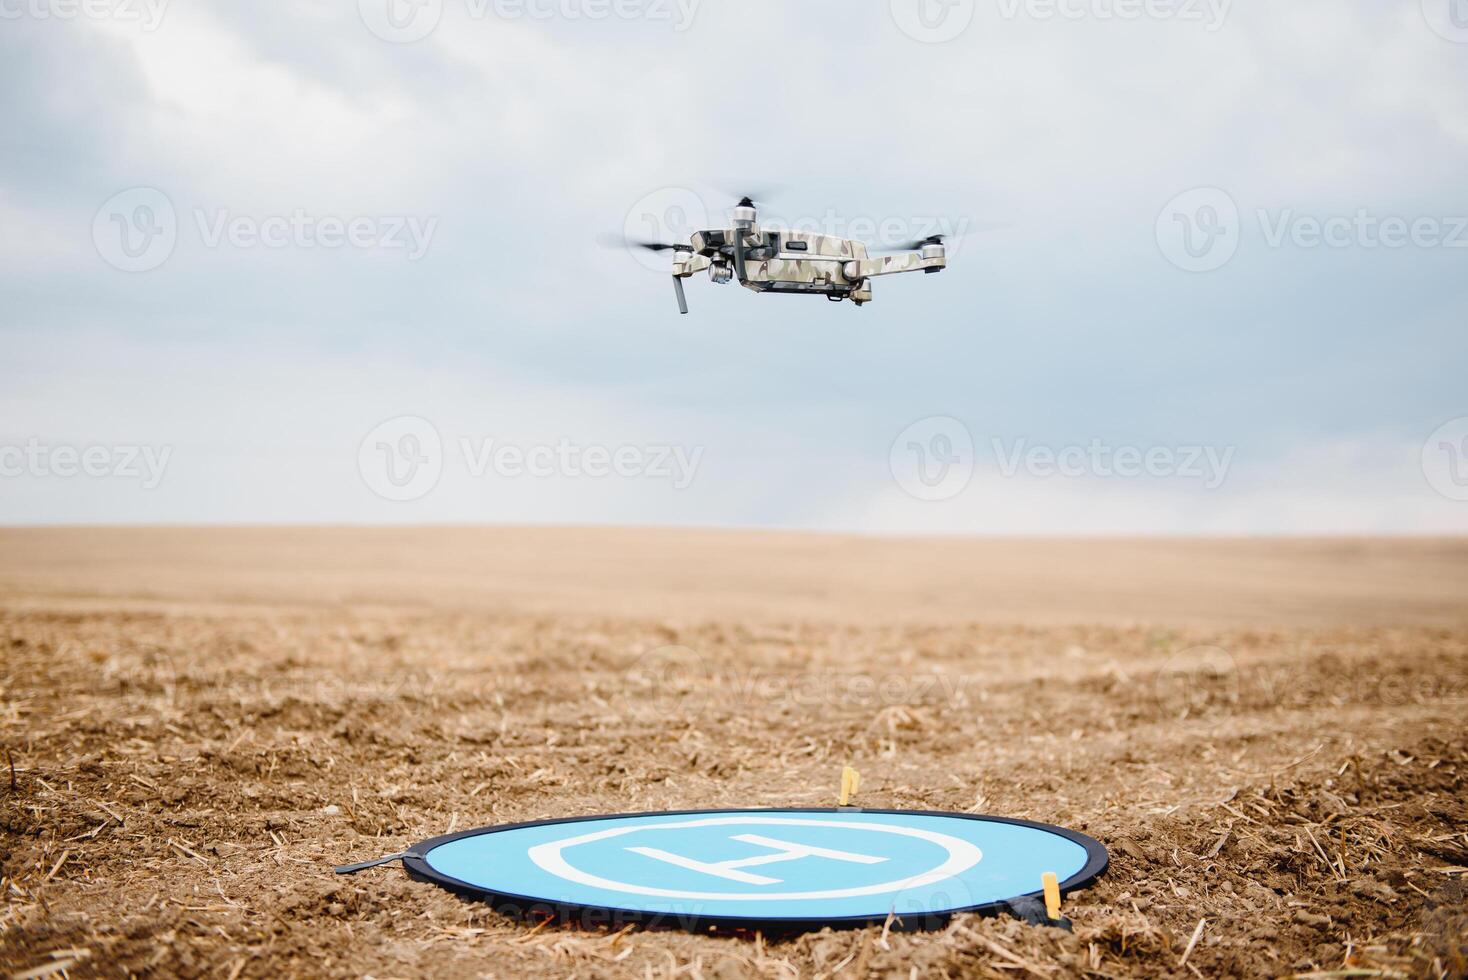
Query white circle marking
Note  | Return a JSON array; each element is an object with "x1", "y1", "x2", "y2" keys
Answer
[{"x1": 527, "y1": 817, "x2": 983, "y2": 901}]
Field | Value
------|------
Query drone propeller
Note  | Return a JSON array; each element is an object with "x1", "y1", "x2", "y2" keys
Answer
[
  {"x1": 635, "y1": 240, "x2": 693, "y2": 253},
  {"x1": 596, "y1": 233, "x2": 693, "y2": 314},
  {"x1": 712, "y1": 183, "x2": 782, "y2": 209},
  {"x1": 871, "y1": 233, "x2": 951, "y2": 253},
  {"x1": 596, "y1": 232, "x2": 692, "y2": 253}
]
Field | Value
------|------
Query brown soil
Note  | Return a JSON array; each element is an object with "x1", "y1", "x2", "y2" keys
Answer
[{"x1": 2, "y1": 528, "x2": 1466, "y2": 978}]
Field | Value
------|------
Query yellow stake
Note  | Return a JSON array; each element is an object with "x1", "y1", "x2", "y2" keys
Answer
[
  {"x1": 1042, "y1": 871, "x2": 1061, "y2": 921},
  {"x1": 838, "y1": 766, "x2": 860, "y2": 806}
]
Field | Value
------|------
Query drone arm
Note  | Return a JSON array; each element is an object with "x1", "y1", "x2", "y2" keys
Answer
[
  {"x1": 731, "y1": 202, "x2": 758, "y2": 284},
  {"x1": 672, "y1": 253, "x2": 711, "y2": 276},
  {"x1": 842, "y1": 250, "x2": 946, "y2": 280},
  {"x1": 734, "y1": 230, "x2": 748, "y2": 282}
]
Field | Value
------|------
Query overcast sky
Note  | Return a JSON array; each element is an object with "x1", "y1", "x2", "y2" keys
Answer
[{"x1": 2, "y1": 0, "x2": 1466, "y2": 532}]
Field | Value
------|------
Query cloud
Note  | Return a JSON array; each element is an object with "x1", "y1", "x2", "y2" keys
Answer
[{"x1": 1, "y1": 0, "x2": 1465, "y2": 530}]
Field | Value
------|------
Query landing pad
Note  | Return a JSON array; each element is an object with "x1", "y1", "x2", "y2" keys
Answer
[{"x1": 401, "y1": 808, "x2": 1108, "y2": 931}]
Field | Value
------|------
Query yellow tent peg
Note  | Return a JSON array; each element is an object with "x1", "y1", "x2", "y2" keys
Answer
[
  {"x1": 1041, "y1": 871, "x2": 1061, "y2": 921},
  {"x1": 838, "y1": 766, "x2": 861, "y2": 807}
]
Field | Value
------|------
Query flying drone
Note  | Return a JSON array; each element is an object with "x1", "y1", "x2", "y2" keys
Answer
[{"x1": 611, "y1": 196, "x2": 950, "y2": 314}]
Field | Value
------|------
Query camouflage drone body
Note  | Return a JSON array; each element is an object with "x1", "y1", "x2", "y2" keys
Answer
[{"x1": 657, "y1": 199, "x2": 948, "y2": 313}]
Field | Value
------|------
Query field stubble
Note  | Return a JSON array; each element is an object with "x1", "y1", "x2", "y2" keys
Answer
[{"x1": 1, "y1": 530, "x2": 1465, "y2": 978}]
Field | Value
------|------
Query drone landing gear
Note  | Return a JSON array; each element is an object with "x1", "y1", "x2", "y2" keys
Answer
[{"x1": 673, "y1": 275, "x2": 689, "y2": 315}]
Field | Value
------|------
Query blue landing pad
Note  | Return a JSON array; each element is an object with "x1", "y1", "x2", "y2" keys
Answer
[{"x1": 401, "y1": 808, "x2": 1108, "y2": 931}]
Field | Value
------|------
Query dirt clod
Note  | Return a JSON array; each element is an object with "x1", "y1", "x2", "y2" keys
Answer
[{"x1": 2, "y1": 532, "x2": 1466, "y2": 978}]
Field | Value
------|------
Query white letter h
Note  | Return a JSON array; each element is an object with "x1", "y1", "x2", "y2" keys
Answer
[{"x1": 627, "y1": 834, "x2": 887, "y2": 885}]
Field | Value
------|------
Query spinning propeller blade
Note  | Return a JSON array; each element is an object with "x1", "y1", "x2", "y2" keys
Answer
[
  {"x1": 714, "y1": 184, "x2": 782, "y2": 209},
  {"x1": 868, "y1": 220, "x2": 1008, "y2": 252},
  {"x1": 634, "y1": 240, "x2": 692, "y2": 253},
  {"x1": 870, "y1": 234, "x2": 950, "y2": 253},
  {"x1": 596, "y1": 232, "x2": 691, "y2": 253}
]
